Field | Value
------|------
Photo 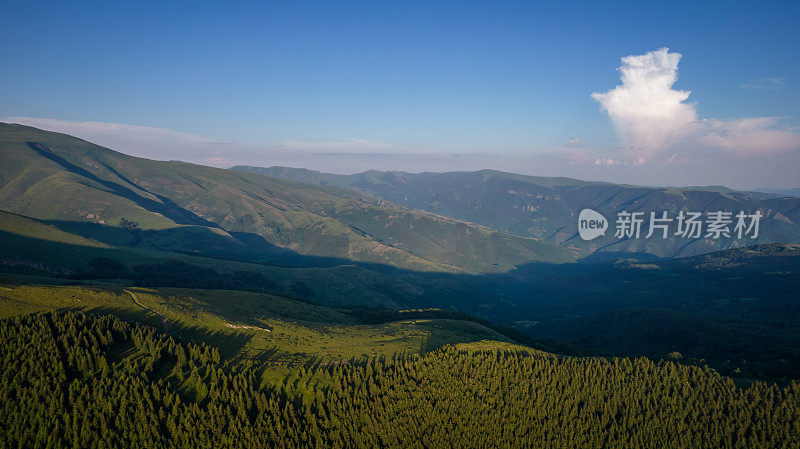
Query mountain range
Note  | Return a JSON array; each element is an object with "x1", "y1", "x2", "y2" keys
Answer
[
  {"x1": 234, "y1": 165, "x2": 800, "y2": 258},
  {"x1": 2, "y1": 123, "x2": 800, "y2": 379},
  {"x1": 0, "y1": 123, "x2": 571, "y2": 275}
]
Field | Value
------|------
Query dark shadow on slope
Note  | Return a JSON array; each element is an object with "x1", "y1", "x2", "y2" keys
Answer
[
  {"x1": 98, "y1": 160, "x2": 220, "y2": 226},
  {"x1": 42, "y1": 219, "x2": 381, "y2": 269},
  {"x1": 57, "y1": 305, "x2": 254, "y2": 360},
  {"x1": 41, "y1": 218, "x2": 494, "y2": 275},
  {"x1": 28, "y1": 142, "x2": 220, "y2": 228},
  {"x1": 3, "y1": 224, "x2": 800, "y2": 379}
]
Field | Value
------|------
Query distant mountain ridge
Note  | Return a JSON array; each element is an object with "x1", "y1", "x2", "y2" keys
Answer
[
  {"x1": 1, "y1": 124, "x2": 799, "y2": 379},
  {"x1": 0, "y1": 123, "x2": 572, "y2": 275},
  {"x1": 755, "y1": 187, "x2": 800, "y2": 198},
  {"x1": 233, "y1": 165, "x2": 800, "y2": 258}
]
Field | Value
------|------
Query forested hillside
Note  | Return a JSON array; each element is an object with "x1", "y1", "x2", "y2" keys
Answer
[
  {"x1": 2, "y1": 201, "x2": 799, "y2": 379},
  {"x1": 0, "y1": 283, "x2": 513, "y2": 362},
  {"x1": 505, "y1": 244, "x2": 800, "y2": 379},
  {"x1": 2, "y1": 124, "x2": 800, "y2": 444},
  {"x1": 3, "y1": 311, "x2": 799, "y2": 448},
  {"x1": 3, "y1": 1, "x2": 798, "y2": 447}
]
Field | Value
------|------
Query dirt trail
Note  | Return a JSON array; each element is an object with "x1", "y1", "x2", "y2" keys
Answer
[{"x1": 124, "y1": 289, "x2": 170, "y2": 335}]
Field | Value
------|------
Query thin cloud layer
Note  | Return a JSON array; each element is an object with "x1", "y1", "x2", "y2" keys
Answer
[
  {"x1": 2, "y1": 117, "x2": 406, "y2": 167},
  {"x1": 1, "y1": 116, "x2": 408, "y2": 169},
  {"x1": 742, "y1": 77, "x2": 786, "y2": 90},
  {"x1": 279, "y1": 139, "x2": 395, "y2": 153},
  {"x1": 4, "y1": 62, "x2": 798, "y2": 192},
  {"x1": 699, "y1": 117, "x2": 800, "y2": 156},
  {"x1": 591, "y1": 48, "x2": 800, "y2": 161},
  {"x1": 3, "y1": 116, "x2": 231, "y2": 166}
]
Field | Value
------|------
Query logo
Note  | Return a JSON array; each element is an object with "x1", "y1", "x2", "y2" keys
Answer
[
  {"x1": 578, "y1": 209, "x2": 608, "y2": 241},
  {"x1": 577, "y1": 209, "x2": 762, "y2": 241}
]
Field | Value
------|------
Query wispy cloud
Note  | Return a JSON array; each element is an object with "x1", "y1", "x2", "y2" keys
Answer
[
  {"x1": 278, "y1": 138, "x2": 395, "y2": 153},
  {"x1": 2, "y1": 116, "x2": 233, "y2": 166},
  {"x1": 742, "y1": 77, "x2": 786, "y2": 90},
  {"x1": 591, "y1": 48, "x2": 800, "y2": 161},
  {"x1": 3, "y1": 104, "x2": 797, "y2": 190},
  {"x1": 0, "y1": 116, "x2": 412, "y2": 170},
  {"x1": 698, "y1": 117, "x2": 800, "y2": 156},
  {"x1": 592, "y1": 157, "x2": 644, "y2": 166}
]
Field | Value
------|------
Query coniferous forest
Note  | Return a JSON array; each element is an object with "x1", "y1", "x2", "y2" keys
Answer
[
  {"x1": 3, "y1": 2, "x2": 800, "y2": 446},
  {"x1": 3, "y1": 311, "x2": 799, "y2": 449}
]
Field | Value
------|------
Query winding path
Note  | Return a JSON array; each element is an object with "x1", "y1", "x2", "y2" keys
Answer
[{"x1": 124, "y1": 289, "x2": 170, "y2": 335}]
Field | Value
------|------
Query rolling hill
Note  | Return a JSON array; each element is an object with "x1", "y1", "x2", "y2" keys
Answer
[
  {"x1": 0, "y1": 208, "x2": 508, "y2": 310},
  {"x1": 0, "y1": 123, "x2": 573, "y2": 275},
  {"x1": 3, "y1": 123, "x2": 800, "y2": 381},
  {"x1": 0, "y1": 282, "x2": 510, "y2": 362},
  {"x1": 235, "y1": 166, "x2": 800, "y2": 258}
]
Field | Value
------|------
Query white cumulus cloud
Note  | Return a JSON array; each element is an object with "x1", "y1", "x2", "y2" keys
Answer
[
  {"x1": 592, "y1": 48, "x2": 800, "y2": 161},
  {"x1": 591, "y1": 48, "x2": 696, "y2": 157}
]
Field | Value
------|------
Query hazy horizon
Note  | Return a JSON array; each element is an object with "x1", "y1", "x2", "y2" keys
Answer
[
  {"x1": 2, "y1": 2, "x2": 798, "y2": 189},
  {"x1": 3, "y1": 118, "x2": 798, "y2": 192}
]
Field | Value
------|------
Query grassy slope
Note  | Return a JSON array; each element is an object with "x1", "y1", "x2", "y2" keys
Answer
[
  {"x1": 0, "y1": 283, "x2": 509, "y2": 363},
  {"x1": 1, "y1": 210, "x2": 505, "y2": 310},
  {"x1": 0, "y1": 123, "x2": 572, "y2": 274}
]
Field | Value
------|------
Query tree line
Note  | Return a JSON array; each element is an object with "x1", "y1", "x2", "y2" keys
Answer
[{"x1": 2, "y1": 310, "x2": 799, "y2": 448}]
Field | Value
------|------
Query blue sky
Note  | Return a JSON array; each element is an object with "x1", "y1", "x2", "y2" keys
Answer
[{"x1": 1, "y1": 1, "x2": 799, "y2": 188}]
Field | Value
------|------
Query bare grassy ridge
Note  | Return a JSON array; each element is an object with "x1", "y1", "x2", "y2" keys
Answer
[
  {"x1": 0, "y1": 283, "x2": 509, "y2": 362},
  {"x1": 0, "y1": 123, "x2": 572, "y2": 275}
]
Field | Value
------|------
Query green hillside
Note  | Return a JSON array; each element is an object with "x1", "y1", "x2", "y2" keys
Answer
[
  {"x1": 0, "y1": 209, "x2": 501, "y2": 310},
  {"x1": 0, "y1": 123, "x2": 572, "y2": 274},
  {"x1": 236, "y1": 166, "x2": 800, "y2": 258},
  {"x1": 2, "y1": 204, "x2": 799, "y2": 379},
  {"x1": 2, "y1": 310, "x2": 798, "y2": 448},
  {"x1": 0, "y1": 283, "x2": 510, "y2": 363},
  {"x1": 3, "y1": 123, "x2": 799, "y2": 384}
]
